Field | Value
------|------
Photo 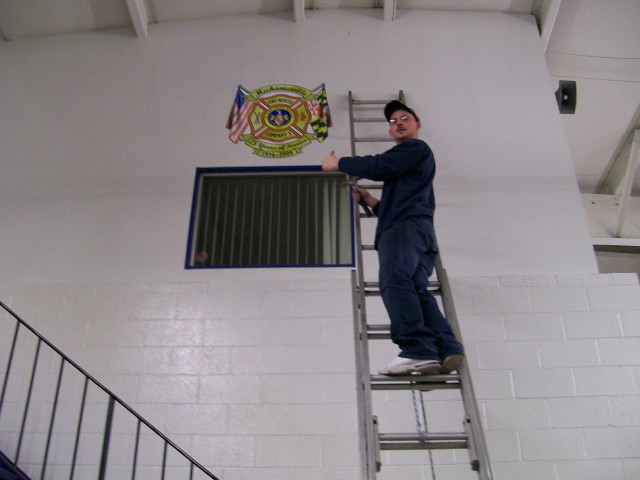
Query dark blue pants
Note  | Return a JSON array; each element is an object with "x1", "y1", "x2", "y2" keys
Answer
[{"x1": 377, "y1": 217, "x2": 463, "y2": 360}]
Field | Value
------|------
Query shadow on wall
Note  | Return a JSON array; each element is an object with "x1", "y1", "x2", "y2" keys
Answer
[{"x1": 596, "y1": 250, "x2": 640, "y2": 277}]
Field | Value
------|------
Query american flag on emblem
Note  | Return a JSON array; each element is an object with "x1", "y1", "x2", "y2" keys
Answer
[{"x1": 226, "y1": 86, "x2": 252, "y2": 143}]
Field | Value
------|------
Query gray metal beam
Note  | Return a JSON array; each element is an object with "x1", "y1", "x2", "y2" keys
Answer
[
  {"x1": 293, "y1": 0, "x2": 305, "y2": 23},
  {"x1": 383, "y1": 0, "x2": 396, "y2": 22},
  {"x1": 615, "y1": 128, "x2": 640, "y2": 237},
  {"x1": 125, "y1": 0, "x2": 149, "y2": 38},
  {"x1": 534, "y1": 0, "x2": 562, "y2": 52}
]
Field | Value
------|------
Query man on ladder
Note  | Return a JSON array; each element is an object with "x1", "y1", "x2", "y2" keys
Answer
[{"x1": 322, "y1": 99, "x2": 464, "y2": 376}]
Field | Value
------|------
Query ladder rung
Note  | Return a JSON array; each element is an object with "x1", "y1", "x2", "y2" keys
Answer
[
  {"x1": 366, "y1": 323, "x2": 390, "y2": 339},
  {"x1": 368, "y1": 332, "x2": 389, "y2": 339},
  {"x1": 379, "y1": 432, "x2": 468, "y2": 450},
  {"x1": 362, "y1": 281, "x2": 442, "y2": 294},
  {"x1": 370, "y1": 374, "x2": 461, "y2": 391},
  {"x1": 367, "y1": 324, "x2": 389, "y2": 332},
  {"x1": 355, "y1": 137, "x2": 392, "y2": 143},
  {"x1": 364, "y1": 281, "x2": 441, "y2": 289},
  {"x1": 354, "y1": 117, "x2": 387, "y2": 123},
  {"x1": 352, "y1": 99, "x2": 389, "y2": 105}
]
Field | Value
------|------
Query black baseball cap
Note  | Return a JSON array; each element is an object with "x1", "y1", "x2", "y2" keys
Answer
[{"x1": 384, "y1": 100, "x2": 420, "y2": 122}]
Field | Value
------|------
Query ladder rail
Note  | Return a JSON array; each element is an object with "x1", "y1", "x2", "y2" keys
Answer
[
  {"x1": 349, "y1": 118, "x2": 379, "y2": 478},
  {"x1": 435, "y1": 256, "x2": 494, "y2": 479},
  {"x1": 348, "y1": 91, "x2": 357, "y2": 157},
  {"x1": 349, "y1": 90, "x2": 388, "y2": 479},
  {"x1": 351, "y1": 269, "x2": 378, "y2": 479}
]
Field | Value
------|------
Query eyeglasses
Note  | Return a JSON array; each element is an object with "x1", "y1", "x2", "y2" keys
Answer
[{"x1": 389, "y1": 115, "x2": 411, "y2": 125}]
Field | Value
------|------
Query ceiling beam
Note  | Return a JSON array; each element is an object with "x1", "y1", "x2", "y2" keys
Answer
[
  {"x1": 383, "y1": 0, "x2": 396, "y2": 21},
  {"x1": 598, "y1": 128, "x2": 640, "y2": 195},
  {"x1": 593, "y1": 237, "x2": 640, "y2": 252},
  {"x1": 293, "y1": 0, "x2": 305, "y2": 23},
  {"x1": 615, "y1": 128, "x2": 640, "y2": 237},
  {"x1": 534, "y1": 0, "x2": 561, "y2": 52},
  {"x1": 125, "y1": 0, "x2": 149, "y2": 38}
]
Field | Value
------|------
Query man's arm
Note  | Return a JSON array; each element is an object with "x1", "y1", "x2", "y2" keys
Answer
[
  {"x1": 329, "y1": 140, "x2": 428, "y2": 181},
  {"x1": 322, "y1": 152, "x2": 340, "y2": 172},
  {"x1": 353, "y1": 188, "x2": 379, "y2": 210}
]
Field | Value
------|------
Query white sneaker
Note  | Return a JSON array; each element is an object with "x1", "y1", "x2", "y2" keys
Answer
[{"x1": 378, "y1": 356, "x2": 442, "y2": 376}]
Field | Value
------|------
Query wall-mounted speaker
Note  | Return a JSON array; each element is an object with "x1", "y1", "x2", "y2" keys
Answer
[{"x1": 555, "y1": 80, "x2": 577, "y2": 114}]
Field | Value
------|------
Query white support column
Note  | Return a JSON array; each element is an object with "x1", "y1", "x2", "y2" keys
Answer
[
  {"x1": 383, "y1": 0, "x2": 396, "y2": 22},
  {"x1": 293, "y1": 0, "x2": 305, "y2": 23},
  {"x1": 125, "y1": 0, "x2": 149, "y2": 38},
  {"x1": 615, "y1": 128, "x2": 640, "y2": 237}
]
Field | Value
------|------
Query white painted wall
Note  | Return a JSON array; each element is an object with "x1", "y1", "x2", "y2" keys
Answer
[
  {"x1": 0, "y1": 9, "x2": 597, "y2": 284},
  {"x1": 2, "y1": 9, "x2": 637, "y2": 480}
]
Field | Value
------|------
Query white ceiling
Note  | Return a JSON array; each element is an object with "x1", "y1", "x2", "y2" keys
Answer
[{"x1": 1, "y1": 0, "x2": 639, "y2": 196}]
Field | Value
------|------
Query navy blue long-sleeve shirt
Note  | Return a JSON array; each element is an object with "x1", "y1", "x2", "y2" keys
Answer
[{"x1": 338, "y1": 138, "x2": 436, "y2": 245}]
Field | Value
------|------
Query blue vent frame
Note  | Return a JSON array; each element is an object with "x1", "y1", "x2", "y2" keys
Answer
[{"x1": 185, "y1": 165, "x2": 356, "y2": 269}]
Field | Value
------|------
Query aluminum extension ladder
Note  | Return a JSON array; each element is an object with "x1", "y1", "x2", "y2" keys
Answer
[{"x1": 347, "y1": 91, "x2": 493, "y2": 480}]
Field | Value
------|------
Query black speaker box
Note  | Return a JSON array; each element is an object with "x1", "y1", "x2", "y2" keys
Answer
[{"x1": 555, "y1": 80, "x2": 577, "y2": 114}]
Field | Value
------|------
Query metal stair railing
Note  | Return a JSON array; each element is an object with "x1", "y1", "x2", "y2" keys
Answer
[{"x1": 0, "y1": 299, "x2": 221, "y2": 480}]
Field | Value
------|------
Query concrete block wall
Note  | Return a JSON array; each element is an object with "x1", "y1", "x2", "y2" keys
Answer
[
  {"x1": 0, "y1": 277, "x2": 358, "y2": 480},
  {"x1": 1, "y1": 272, "x2": 639, "y2": 480},
  {"x1": 452, "y1": 273, "x2": 640, "y2": 480}
]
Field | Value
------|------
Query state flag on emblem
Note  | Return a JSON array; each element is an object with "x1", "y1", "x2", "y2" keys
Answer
[
  {"x1": 310, "y1": 84, "x2": 332, "y2": 142},
  {"x1": 226, "y1": 86, "x2": 252, "y2": 143}
]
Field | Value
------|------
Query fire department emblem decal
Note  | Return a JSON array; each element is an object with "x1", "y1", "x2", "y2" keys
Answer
[{"x1": 227, "y1": 84, "x2": 332, "y2": 158}]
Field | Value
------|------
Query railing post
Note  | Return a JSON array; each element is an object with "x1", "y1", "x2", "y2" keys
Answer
[
  {"x1": 70, "y1": 377, "x2": 89, "y2": 480},
  {"x1": 0, "y1": 320, "x2": 20, "y2": 420},
  {"x1": 161, "y1": 441, "x2": 168, "y2": 480},
  {"x1": 41, "y1": 358, "x2": 65, "y2": 480},
  {"x1": 16, "y1": 338, "x2": 42, "y2": 465},
  {"x1": 98, "y1": 396, "x2": 116, "y2": 480},
  {"x1": 131, "y1": 418, "x2": 141, "y2": 480}
]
